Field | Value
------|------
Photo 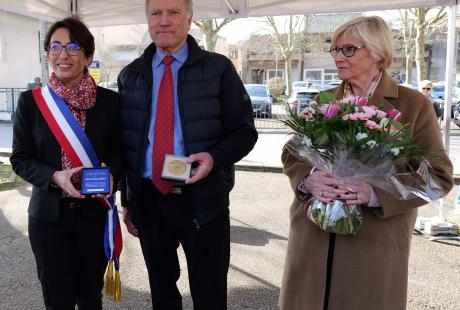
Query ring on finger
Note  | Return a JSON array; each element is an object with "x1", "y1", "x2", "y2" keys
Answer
[
  {"x1": 356, "y1": 194, "x2": 361, "y2": 200},
  {"x1": 319, "y1": 190, "x2": 325, "y2": 197}
]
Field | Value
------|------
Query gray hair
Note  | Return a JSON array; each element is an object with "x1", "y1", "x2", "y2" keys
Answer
[{"x1": 145, "y1": 0, "x2": 193, "y2": 17}]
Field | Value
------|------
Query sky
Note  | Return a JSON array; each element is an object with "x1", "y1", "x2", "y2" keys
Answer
[{"x1": 205, "y1": 11, "x2": 401, "y2": 44}]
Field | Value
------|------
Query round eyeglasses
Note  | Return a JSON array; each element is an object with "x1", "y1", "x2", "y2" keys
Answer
[
  {"x1": 329, "y1": 45, "x2": 366, "y2": 57},
  {"x1": 48, "y1": 42, "x2": 83, "y2": 56}
]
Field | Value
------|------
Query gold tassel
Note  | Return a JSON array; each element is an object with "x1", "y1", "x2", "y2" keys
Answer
[
  {"x1": 114, "y1": 270, "x2": 122, "y2": 302},
  {"x1": 105, "y1": 261, "x2": 114, "y2": 297}
]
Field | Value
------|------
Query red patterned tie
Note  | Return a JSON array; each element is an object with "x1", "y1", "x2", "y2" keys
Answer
[{"x1": 152, "y1": 55, "x2": 175, "y2": 195}]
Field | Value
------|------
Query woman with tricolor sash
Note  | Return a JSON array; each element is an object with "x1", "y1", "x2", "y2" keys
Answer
[{"x1": 11, "y1": 17, "x2": 123, "y2": 310}]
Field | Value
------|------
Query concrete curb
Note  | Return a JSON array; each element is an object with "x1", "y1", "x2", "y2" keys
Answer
[{"x1": 235, "y1": 164, "x2": 283, "y2": 174}]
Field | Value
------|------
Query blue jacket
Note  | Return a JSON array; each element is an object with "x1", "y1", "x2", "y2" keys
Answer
[{"x1": 117, "y1": 35, "x2": 257, "y2": 225}]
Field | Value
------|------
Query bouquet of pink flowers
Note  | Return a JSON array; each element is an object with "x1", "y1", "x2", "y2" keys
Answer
[{"x1": 282, "y1": 91, "x2": 435, "y2": 235}]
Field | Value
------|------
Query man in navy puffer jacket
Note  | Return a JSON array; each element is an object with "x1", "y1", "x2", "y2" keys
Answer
[{"x1": 117, "y1": 0, "x2": 257, "y2": 308}]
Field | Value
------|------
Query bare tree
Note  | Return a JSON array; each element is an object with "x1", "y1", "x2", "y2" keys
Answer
[
  {"x1": 238, "y1": 33, "x2": 284, "y2": 84},
  {"x1": 265, "y1": 15, "x2": 306, "y2": 96},
  {"x1": 398, "y1": 10, "x2": 416, "y2": 84},
  {"x1": 399, "y1": 8, "x2": 447, "y2": 83},
  {"x1": 193, "y1": 18, "x2": 233, "y2": 51}
]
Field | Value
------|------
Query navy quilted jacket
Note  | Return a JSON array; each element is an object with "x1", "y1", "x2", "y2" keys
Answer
[{"x1": 117, "y1": 35, "x2": 257, "y2": 225}]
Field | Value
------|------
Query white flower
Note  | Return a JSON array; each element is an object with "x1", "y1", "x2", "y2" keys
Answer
[
  {"x1": 366, "y1": 140, "x2": 377, "y2": 149},
  {"x1": 301, "y1": 106, "x2": 316, "y2": 115},
  {"x1": 390, "y1": 147, "x2": 400, "y2": 156},
  {"x1": 303, "y1": 136, "x2": 312, "y2": 147},
  {"x1": 305, "y1": 106, "x2": 316, "y2": 114},
  {"x1": 356, "y1": 132, "x2": 368, "y2": 140}
]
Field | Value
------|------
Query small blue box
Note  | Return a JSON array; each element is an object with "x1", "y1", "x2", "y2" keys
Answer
[{"x1": 81, "y1": 167, "x2": 110, "y2": 195}]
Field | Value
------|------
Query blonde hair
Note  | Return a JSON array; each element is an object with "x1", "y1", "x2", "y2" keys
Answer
[{"x1": 331, "y1": 16, "x2": 393, "y2": 70}]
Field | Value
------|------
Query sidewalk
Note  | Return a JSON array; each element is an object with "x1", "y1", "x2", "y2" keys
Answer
[{"x1": 0, "y1": 126, "x2": 459, "y2": 309}]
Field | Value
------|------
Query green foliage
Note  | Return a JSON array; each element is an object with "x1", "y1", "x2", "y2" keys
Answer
[
  {"x1": 281, "y1": 91, "x2": 424, "y2": 162},
  {"x1": 0, "y1": 165, "x2": 22, "y2": 191}
]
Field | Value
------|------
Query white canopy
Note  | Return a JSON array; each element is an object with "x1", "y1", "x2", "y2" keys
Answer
[{"x1": 0, "y1": 0, "x2": 456, "y2": 26}]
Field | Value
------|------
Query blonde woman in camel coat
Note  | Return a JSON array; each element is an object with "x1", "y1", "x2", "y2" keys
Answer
[{"x1": 279, "y1": 16, "x2": 454, "y2": 310}]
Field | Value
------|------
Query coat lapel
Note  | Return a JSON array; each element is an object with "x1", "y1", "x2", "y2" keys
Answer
[{"x1": 369, "y1": 72, "x2": 397, "y2": 112}]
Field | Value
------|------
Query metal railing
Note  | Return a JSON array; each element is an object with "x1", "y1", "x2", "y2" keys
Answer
[
  {"x1": 0, "y1": 88, "x2": 289, "y2": 129},
  {"x1": 254, "y1": 102, "x2": 288, "y2": 130},
  {"x1": 0, "y1": 88, "x2": 27, "y2": 122}
]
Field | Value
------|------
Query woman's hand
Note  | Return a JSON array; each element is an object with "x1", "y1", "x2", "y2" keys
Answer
[
  {"x1": 92, "y1": 162, "x2": 113, "y2": 199},
  {"x1": 341, "y1": 182, "x2": 372, "y2": 205},
  {"x1": 305, "y1": 171, "x2": 348, "y2": 204},
  {"x1": 52, "y1": 166, "x2": 85, "y2": 199}
]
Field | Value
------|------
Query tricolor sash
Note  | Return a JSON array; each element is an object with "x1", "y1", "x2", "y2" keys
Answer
[{"x1": 32, "y1": 85, "x2": 123, "y2": 301}]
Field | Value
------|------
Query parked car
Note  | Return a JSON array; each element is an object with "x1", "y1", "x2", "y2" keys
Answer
[
  {"x1": 288, "y1": 89, "x2": 319, "y2": 112},
  {"x1": 98, "y1": 81, "x2": 118, "y2": 92},
  {"x1": 431, "y1": 82, "x2": 460, "y2": 118},
  {"x1": 398, "y1": 82, "x2": 417, "y2": 90},
  {"x1": 291, "y1": 81, "x2": 314, "y2": 94},
  {"x1": 453, "y1": 102, "x2": 460, "y2": 127},
  {"x1": 244, "y1": 84, "x2": 273, "y2": 118},
  {"x1": 328, "y1": 80, "x2": 342, "y2": 87},
  {"x1": 310, "y1": 80, "x2": 342, "y2": 91}
]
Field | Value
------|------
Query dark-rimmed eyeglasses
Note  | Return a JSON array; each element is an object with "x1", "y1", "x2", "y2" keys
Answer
[
  {"x1": 48, "y1": 42, "x2": 83, "y2": 56},
  {"x1": 329, "y1": 45, "x2": 366, "y2": 57},
  {"x1": 422, "y1": 87, "x2": 431, "y2": 91}
]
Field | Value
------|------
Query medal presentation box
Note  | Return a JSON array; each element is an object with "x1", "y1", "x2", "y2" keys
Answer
[
  {"x1": 161, "y1": 155, "x2": 191, "y2": 182},
  {"x1": 81, "y1": 167, "x2": 110, "y2": 195}
]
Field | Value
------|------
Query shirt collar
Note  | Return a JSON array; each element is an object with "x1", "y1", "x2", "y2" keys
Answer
[{"x1": 153, "y1": 43, "x2": 188, "y2": 68}]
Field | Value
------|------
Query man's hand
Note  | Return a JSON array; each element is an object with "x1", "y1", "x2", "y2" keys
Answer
[
  {"x1": 52, "y1": 167, "x2": 85, "y2": 199},
  {"x1": 122, "y1": 207, "x2": 139, "y2": 237},
  {"x1": 186, "y1": 152, "x2": 214, "y2": 184}
]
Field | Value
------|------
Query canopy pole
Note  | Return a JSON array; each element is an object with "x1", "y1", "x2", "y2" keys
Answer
[
  {"x1": 442, "y1": 4, "x2": 456, "y2": 154},
  {"x1": 70, "y1": 0, "x2": 78, "y2": 16}
]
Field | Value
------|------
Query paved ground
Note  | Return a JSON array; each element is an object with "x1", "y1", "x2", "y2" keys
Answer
[
  {"x1": 1, "y1": 121, "x2": 460, "y2": 309},
  {"x1": 0, "y1": 171, "x2": 459, "y2": 310}
]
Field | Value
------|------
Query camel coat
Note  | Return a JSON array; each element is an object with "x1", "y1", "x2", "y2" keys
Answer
[{"x1": 279, "y1": 73, "x2": 454, "y2": 310}]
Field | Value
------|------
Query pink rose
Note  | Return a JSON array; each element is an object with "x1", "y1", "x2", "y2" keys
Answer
[
  {"x1": 361, "y1": 106, "x2": 377, "y2": 115},
  {"x1": 357, "y1": 112, "x2": 373, "y2": 120},
  {"x1": 342, "y1": 95, "x2": 357, "y2": 105},
  {"x1": 375, "y1": 110, "x2": 387, "y2": 119},
  {"x1": 365, "y1": 120, "x2": 381, "y2": 130},
  {"x1": 387, "y1": 108, "x2": 401, "y2": 121},
  {"x1": 301, "y1": 113, "x2": 312, "y2": 120},
  {"x1": 342, "y1": 113, "x2": 359, "y2": 121},
  {"x1": 358, "y1": 97, "x2": 368, "y2": 106},
  {"x1": 320, "y1": 104, "x2": 340, "y2": 119}
]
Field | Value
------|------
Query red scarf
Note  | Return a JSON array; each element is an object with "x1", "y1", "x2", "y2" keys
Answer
[{"x1": 47, "y1": 72, "x2": 97, "y2": 195}]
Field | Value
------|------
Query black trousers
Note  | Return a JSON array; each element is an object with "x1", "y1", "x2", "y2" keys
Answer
[
  {"x1": 28, "y1": 198, "x2": 108, "y2": 310},
  {"x1": 138, "y1": 179, "x2": 230, "y2": 310}
]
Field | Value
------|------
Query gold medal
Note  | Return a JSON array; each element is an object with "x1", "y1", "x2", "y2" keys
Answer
[{"x1": 167, "y1": 159, "x2": 187, "y2": 176}]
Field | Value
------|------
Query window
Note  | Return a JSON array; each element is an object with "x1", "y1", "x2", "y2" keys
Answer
[
  {"x1": 304, "y1": 69, "x2": 323, "y2": 84},
  {"x1": 324, "y1": 69, "x2": 338, "y2": 83},
  {"x1": 265, "y1": 69, "x2": 283, "y2": 83}
]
